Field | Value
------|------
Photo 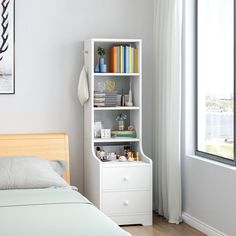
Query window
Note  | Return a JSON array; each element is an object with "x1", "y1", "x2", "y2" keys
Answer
[{"x1": 196, "y1": 0, "x2": 236, "y2": 165}]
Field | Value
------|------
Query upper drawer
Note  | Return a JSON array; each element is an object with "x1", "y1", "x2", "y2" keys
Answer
[{"x1": 102, "y1": 166, "x2": 150, "y2": 190}]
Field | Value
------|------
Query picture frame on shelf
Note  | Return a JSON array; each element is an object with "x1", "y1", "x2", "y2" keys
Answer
[
  {"x1": 94, "y1": 121, "x2": 103, "y2": 138},
  {"x1": 101, "y1": 129, "x2": 111, "y2": 139},
  {"x1": 0, "y1": 0, "x2": 15, "y2": 94}
]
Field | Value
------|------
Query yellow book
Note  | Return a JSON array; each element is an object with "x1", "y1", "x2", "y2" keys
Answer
[
  {"x1": 131, "y1": 47, "x2": 135, "y2": 73},
  {"x1": 134, "y1": 48, "x2": 138, "y2": 73}
]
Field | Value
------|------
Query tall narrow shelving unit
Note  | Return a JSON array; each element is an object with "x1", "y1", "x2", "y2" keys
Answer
[{"x1": 83, "y1": 39, "x2": 152, "y2": 226}]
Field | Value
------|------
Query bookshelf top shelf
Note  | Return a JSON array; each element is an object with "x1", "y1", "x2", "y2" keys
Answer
[
  {"x1": 94, "y1": 73, "x2": 140, "y2": 77},
  {"x1": 93, "y1": 106, "x2": 140, "y2": 111},
  {"x1": 89, "y1": 38, "x2": 141, "y2": 43},
  {"x1": 94, "y1": 138, "x2": 140, "y2": 143}
]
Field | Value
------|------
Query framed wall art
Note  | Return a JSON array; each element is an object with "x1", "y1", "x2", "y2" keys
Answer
[{"x1": 0, "y1": 0, "x2": 15, "y2": 94}]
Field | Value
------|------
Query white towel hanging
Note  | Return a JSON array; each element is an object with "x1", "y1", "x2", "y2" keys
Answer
[{"x1": 78, "y1": 66, "x2": 89, "y2": 106}]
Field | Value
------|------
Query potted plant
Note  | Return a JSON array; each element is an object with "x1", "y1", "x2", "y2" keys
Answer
[
  {"x1": 97, "y1": 47, "x2": 106, "y2": 65},
  {"x1": 116, "y1": 112, "x2": 127, "y2": 131}
]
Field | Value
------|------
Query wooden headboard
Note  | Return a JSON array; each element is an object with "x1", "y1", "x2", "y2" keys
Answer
[{"x1": 0, "y1": 133, "x2": 70, "y2": 183}]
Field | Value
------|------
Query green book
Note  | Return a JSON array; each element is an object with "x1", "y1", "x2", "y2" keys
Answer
[{"x1": 115, "y1": 134, "x2": 137, "y2": 138}]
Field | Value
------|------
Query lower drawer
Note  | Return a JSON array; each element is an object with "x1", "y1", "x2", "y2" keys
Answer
[{"x1": 102, "y1": 190, "x2": 151, "y2": 215}]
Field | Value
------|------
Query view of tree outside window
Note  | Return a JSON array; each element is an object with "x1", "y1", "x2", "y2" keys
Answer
[{"x1": 197, "y1": 0, "x2": 234, "y2": 161}]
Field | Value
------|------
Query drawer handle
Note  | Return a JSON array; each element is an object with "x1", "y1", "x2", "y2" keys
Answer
[
  {"x1": 123, "y1": 176, "x2": 129, "y2": 182},
  {"x1": 123, "y1": 200, "x2": 129, "y2": 206}
]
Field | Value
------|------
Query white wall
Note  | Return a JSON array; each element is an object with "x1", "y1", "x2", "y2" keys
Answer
[
  {"x1": 183, "y1": 0, "x2": 236, "y2": 235},
  {"x1": 0, "y1": 0, "x2": 154, "y2": 191}
]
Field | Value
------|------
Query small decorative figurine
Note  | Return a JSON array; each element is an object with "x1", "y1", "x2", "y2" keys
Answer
[
  {"x1": 100, "y1": 149, "x2": 106, "y2": 160},
  {"x1": 124, "y1": 145, "x2": 131, "y2": 157},
  {"x1": 128, "y1": 125, "x2": 135, "y2": 131},
  {"x1": 116, "y1": 112, "x2": 127, "y2": 131},
  {"x1": 126, "y1": 81, "x2": 133, "y2": 106},
  {"x1": 119, "y1": 156, "x2": 127, "y2": 162},
  {"x1": 96, "y1": 147, "x2": 101, "y2": 159},
  {"x1": 120, "y1": 89, "x2": 126, "y2": 106},
  {"x1": 107, "y1": 152, "x2": 116, "y2": 161}
]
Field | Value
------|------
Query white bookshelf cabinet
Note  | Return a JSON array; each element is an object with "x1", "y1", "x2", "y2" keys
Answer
[{"x1": 83, "y1": 39, "x2": 152, "y2": 226}]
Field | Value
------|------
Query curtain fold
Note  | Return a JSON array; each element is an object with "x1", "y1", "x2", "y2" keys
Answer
[{"x1": 153, "y1": 0, "x2": 183, "y2": 224}]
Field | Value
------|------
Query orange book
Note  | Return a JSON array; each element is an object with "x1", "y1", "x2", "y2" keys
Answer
[
  {"x1": 134, "y1": 48, "x2": 138, "y2": 73},
  {"x1": 109, "y1": 47, "x2": 117, "y2": 72}
]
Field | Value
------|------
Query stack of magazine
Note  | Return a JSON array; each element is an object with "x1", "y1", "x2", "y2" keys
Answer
[
  {"x1": 94, "y1": 91, "x2": 117, "y2": 107},
  {"x1": 111, "y1": 130, "x2": 137, "y2": 138}
]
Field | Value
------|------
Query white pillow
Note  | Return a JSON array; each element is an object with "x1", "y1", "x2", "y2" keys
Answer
[
  {"x1": 0, "y1": 157, "x2": 69, "y2": 190},
  {"x1": 50, "y1": 160, "x2": 67, "y2": 177}
]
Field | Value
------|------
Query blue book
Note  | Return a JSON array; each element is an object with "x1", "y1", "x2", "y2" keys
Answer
[
  {"x1": 126, "y1": 46, "x2": 130, "y2": 73},
  {"x1": 124, "y1": 46, "x2": 126, "y2": 73},
  {"x1": 132, "y1": 47, "x2": 135, "y2": 72}
]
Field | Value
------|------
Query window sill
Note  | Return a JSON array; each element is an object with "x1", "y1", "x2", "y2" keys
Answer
[{"x1": 185, "y1": 154, "x2": 236, "y2": 171}]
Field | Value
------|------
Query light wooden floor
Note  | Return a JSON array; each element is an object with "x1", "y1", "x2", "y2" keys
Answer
[{"x1": 122, "y1": 214, "x2": 206, "y2": 236}]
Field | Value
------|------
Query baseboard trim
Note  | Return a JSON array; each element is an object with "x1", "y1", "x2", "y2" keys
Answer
[{"x1": 182, "y1": 212, "x2": 228, "y2": 236}]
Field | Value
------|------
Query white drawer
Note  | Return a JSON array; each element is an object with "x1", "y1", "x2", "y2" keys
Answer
[
  {"x1": 102, "y1": 191, "x2": 150, "y2": 215},
  {"x1": 102, "y1": 166, "x2": 150, "y2": 190}
]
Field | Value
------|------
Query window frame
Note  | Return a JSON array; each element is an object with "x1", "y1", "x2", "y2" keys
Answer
[{"x1": 195, "y1": 0, "x2": 236, "y2": 166}]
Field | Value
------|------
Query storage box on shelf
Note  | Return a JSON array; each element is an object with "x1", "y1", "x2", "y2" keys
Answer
[{"x1": 83, "y1": 39, "x2": 152, "y2": 226}]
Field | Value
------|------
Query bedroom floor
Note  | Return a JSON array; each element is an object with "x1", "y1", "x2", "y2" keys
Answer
[{"x1": 122, "y1": 214, "x2": 206, "y2": 236}]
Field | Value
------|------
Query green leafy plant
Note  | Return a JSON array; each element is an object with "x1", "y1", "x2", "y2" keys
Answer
[
  {"x1": 116, "y1": 112, "x2": 127, "y2": 121},
  {"x1": 97, "y1": 47, "x2": 106, "y2": 57}
]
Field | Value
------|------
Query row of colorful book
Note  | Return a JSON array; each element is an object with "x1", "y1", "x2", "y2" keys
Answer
[{"x1": 109, "y1": 45, "x2": 138, "y2": 73}]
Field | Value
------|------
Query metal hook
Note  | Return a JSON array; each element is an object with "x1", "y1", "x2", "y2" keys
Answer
[{"x1": 83, "y1": 50, "x2": 88, "y2": 54}]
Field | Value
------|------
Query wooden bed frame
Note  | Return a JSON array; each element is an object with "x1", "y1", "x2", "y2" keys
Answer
[{"x1": 0, "y1": 133, "x2": 70, "y2": 183}]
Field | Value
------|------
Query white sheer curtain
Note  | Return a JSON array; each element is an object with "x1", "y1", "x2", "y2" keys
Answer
[{"x1": 153, "y1": 0, "x2": 183, "y2": 224}]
